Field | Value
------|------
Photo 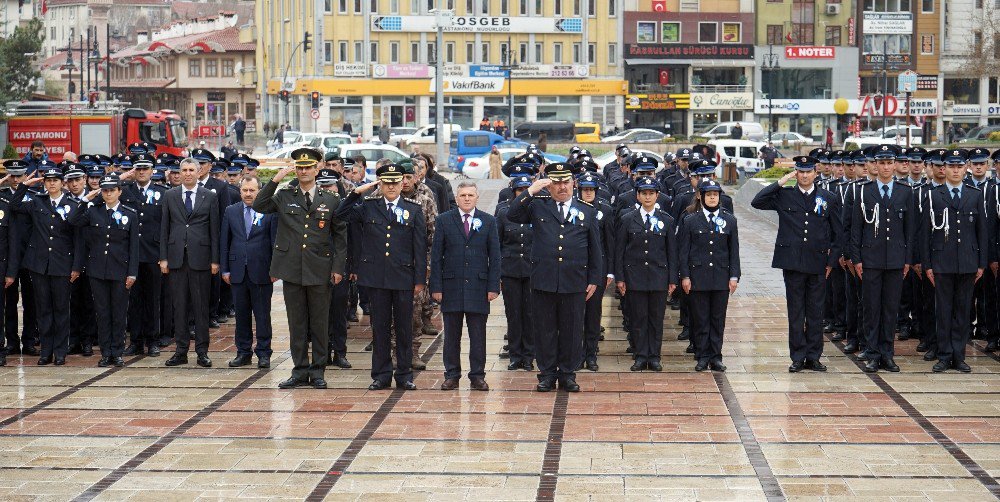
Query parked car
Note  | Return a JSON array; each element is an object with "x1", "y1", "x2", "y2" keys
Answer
[
  {"x1": 698, "y1": 122, "x2": 766, "y2": 141},
  {"x1": 461, "y1": 148, "x2": 567, "y2": 179},
  {"x1": 593, "y1": 149, "x2": 665, "y2": 171},
  {"x1": 709, "y1": 139, "x2": 771, "y2": 177},
  {"x1": 448, "y1": 131, "x2": 509, "y2": 171},
  {"x1": 512, "y1": 121, "x2": 576, "y2": 142},
  {"x1": 602, "y1": 128, "x2": 667, "y2": 144},
  {"x1": 325, "y1": 143, "x2": 410, "y2": 181},
  {"x1": 403, "y1": 123, "x2": 463, "y2": 146},
  {"x1": 959, "y1": 125, "x2": 1000, "y2": 143},
  {"x1": 574, "y1": 122, "x2": 602, "y2": 143},
  {"x1": 387, "y1": 127, "x2": 418, "y2": 145},
  {"x1": 305, "y1": 133, "x2": 353, "y2": 155},
  {"x1": 768, "y1": 131, "x2": 815, "y2": 146}
]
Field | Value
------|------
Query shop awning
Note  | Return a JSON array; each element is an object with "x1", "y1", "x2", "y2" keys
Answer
[{"x1": 625, "y1": 59, "x2": 756, "y2": 67}]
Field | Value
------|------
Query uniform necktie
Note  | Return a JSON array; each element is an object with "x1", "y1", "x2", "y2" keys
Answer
[
  {"x1": 244, "y1": 205, "x2": 253, "y2": 235},
  {"x1": 304, "y1": 191, "x2": 312, "y2": 210},
  {"x1": 645, "y1": 213, "x2": 652, "y2": 230},
  {"x1": 387, "y1": 202, "x2": 394, "y2": 216},
  {"x1": 108, "y1": 207, "x2": 115, "y2": 223},
  {"x1": 52, "y1": 199, "x2": 58, "y2": 209},
  {"x1": 184, "y1": 190, "x2": 193, "y2": 215},
  {"x1": 952, "y1": 187, "x2": 960, "y2": 200},
  {"x1": 882, "y1": 184, "x2": 890, "y2": 203},
  {"x1": 463, "y1": 213, "x2": 470, "y2": 237},
  {"x1": 558, "y1": 202, "x2": 566, "y2": 222}
]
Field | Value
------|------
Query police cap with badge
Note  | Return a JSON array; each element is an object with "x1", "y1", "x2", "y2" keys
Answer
[
  {"x1": 131, "y1": 153, "x2": 155, "y2": 169},
  {"x1": 873, "y1": 144, "x2": 900, "y2": 160},
  {"x1": 792, "y1": 155, "x2": 820, "y2": 171},
  {"x1": 190, "y1": 148, "x2": 216, "y2": 164},
  {"x1": 968, "y1": 148, "x2": 990, "y2": 164},
  {"x1": 3, "y1": 159, "x2": 27, "y2": 176},
  {"x1": 99, "y1": 173, "x2": 122, "y2": 189},
  {"x1": 631, "y1": 155, "x2": 658, "y2": 174},
  {"x1": 945, "y1": 149, "x2": 969, "y2": 165},
  {"x1": 635, "y1": 176, "x2": 661, "y2": 192}
]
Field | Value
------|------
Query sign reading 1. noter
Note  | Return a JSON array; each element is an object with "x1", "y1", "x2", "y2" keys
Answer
[{"x1": 371, "y1": 15, "x2": 583, "y2": 34}]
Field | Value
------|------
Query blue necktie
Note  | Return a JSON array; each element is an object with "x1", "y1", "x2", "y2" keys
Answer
[
  {"x1": 184, "y1": 190, "x2": 193, "y2": 215},
  {"x1": 244, "y1": 205, "x2": 253, "y2": 236}
]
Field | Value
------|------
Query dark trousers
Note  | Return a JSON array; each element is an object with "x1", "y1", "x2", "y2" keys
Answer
[
  {"x1": 442, "y1": 311, "x2": 487, "y2": 380},
  {"x1": 347, "y1": 280, "x2": 359, "y2": 313},
  {"x1": 532, "y1": 289, "x2": 584, "y2": 384},
  {"x1": 128, "y1": 263, "x2": 162, "y2": 348},
  {"x1": 209, "y1": 272, "x2": 221, "y2": 320},
  {"x1": 845, "y1": 271, "x2": 862, "y2": 343},
  {"x1": 0, "y1": 286, "x2": 6, "y2": 356},
  {"x1": 973, "y1": 270, "x2": 997, "y2": 336},
  {"x1": 160, "y1": 273, "x2": 173, "y2": 342},
  {"x1": 830, "y1": 266, "x2": 847, "y2": 329},
  {"x1": 169, "y1": 263, "x2": 211, "y2": 355},
  {"x1": 236, "y1": 131, "x2": 245, "y2": 145},
  {"x1": 627, "y1": 290, "x2": 669, "y2": 364},
  {"x1": 501, "y1": 276, "x2": 533, "y2": 364},
  {"x1": 861, "y1": 268, "x2": 904, "y2": 362},
  {"x1": 328, "y1": 279, "x2": 349, "y2": 354},
  {"x1": 920, "y1": 274, "x2": 937, "y2": 350},
  {"x1": 582, "y1": 284, "x2": 606, "y2": 363},
  {"x1": 823, "y1": 272, "x2": 834, "y2": 323},
  {"x1": 690, "y1": 289, "x2": 730, "y2": 364},
  {"x1": 902, "y1": 271, "x2": 923, "y2": 336},
  {"x1": 370, "y1": 287, "x2": 414, "y2": 385},
  {"x1": 220, "y1": 280, "x2": 233, "y2": 317},
  {"x1": 5, "y1": 269, "x2": 38, "y2": 350},
  {"x1": 89, "y1": 277, "x2": 129, "y2": 358},
  {"x1": 283, "y1": 282, "x2": 329, "y2": 380},
  {"x1": 782, "y1": 270, "x2": 825, "y2": 363},
  {"x1": 69, "y1": 274, "x2": 96, "y2": 349},
  {"x1": 31, "y1": 272, "x2": 71, "y2": 360},
  {"x1": 934, "y1": 273, "x2": 975, "y2": 365},
  {"x1": 232, "y1": 279, "x2": 274, "y2": 359}
]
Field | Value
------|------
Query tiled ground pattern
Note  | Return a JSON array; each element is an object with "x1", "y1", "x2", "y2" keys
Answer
[{"x1": 0, "y1": 181, "x2": 998, "y2": 500}]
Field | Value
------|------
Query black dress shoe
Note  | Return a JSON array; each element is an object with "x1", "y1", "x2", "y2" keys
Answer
[
  {"x1": 37, "y1": 356, "x2": 52, "y2": 366},
  {"x1": 400, "y1": 381, "x2": 417, "y2": 390},
  {"x1": 347, "y1": 311, "x2": 359, "y2": 323},
  {"x1": 364, "y1": 341, "x2": 373, "y2": 351},
  {"x1": 81, "y1": 346, "x2": 94, "y2": 357},
  {"x1": 560, "y1": 379, "x2": 580, "y2": 392},
  {"x1": 279, "y1": 377, "x2": 311, "y2": 389},
  {"x1": 985, "y1": 340, "x2": 999, "y2": 352},
  {"x1": 209, "y1": 320, "x2": 220, "y2": 329},
  {"x1": 330, "y1": 353, "x2": 352, "y2": 369},
  {"x1": 165, "y1": 353, "x2": 188, "y2": 366},
  {"x1": 368, "y1": 380, "x2": 390, "y2": 390},
  {"x1": 923, "y1": 350, "x2": 937, "y2": 361},
  {"x1": 312, "y1": 378, "x2": 328, "y2": 389},
  {"x1": 805, "y1": 360, "x2": 827, "y2": 372},
  {"x1": 842, "y1": 341, "x2": 860, "y2": 353},
  {"x1": 7, "y1": 346, "x2": 20, "y2": 355},
  {"x1": 112, "y1": 357, "x2": 125, "y2": 367},
  {"x1": 823, "y1": 322, "x2": 835, "y2": 333},
  {"x1": 648, "y1": 361, "x2": 663, "y2": 371},
  {"x1": 22, "y1": 346, "x2": 39, "y2": 356},
  {"x1": 678, "y1": 327, "x2": 690, "y2": 340},
  {"x1": 499, "y1": 349, "x2": 510, "y2": 359},
  {"x1": 536, "y1": 380, "x2": 555, "y2": 392},
  {"x1": 831, "y1": 332, "x2": 846, "y2": 341},
  {"x1": 915, "y1": 341, "x2": 929, "y2": 352},
  {"x1": 123, "y1": 345, "x2": 141, "y2": 356},
  {"x1": 229, "y1": 354, "x2": 252, "y2": 367},
  {"x1": 507, "y1": 360, "x2": 523, "y2": 371},
  {"x1": 98, "y1": 356, "x2": 111, "y2": 367},
  {"x1": 863, "y1": 359, "x2": 879, "y2": 373},
  {"x1": 881, "y1": 359, "x2": 900, "y2": 372},
  {"x1": 68, "y1": 345, "x2": 82, "y2": 355},
  {"x1": 709, "y1": 361, "x2": 726, "y2": 372},
  {"x1": 695, "y1": 361, "x2": 709, "y2": 372},
  {"x1": 625, "y1": 346, "x2": 634, "y2": 354},
  {"x1": 197, "y1": 354, "x2": 212, "y2": 367},
  {"x1": 788, "y1": 361, "x2": 804, "y2": 373},
  {"x1": 0, "y1": 355, "x2": 5, "y2": 366},
  {"x1": 856, "y1": 351, "x2": 872, "y2": 362},
  {"x1": 217, "y1": 315, "x2": 229, "y2": 324},
  {"x1": 897, "y1": 328, "x2": 911, "y2": 341},
  {"x1": 585, "y1": 360, "x2": 599, "y2": 371},
  {"x1": 630, "y1": 361, "x2": 645, "y2": 371},
  {"x1": 147, "y1": 346, "x2": 161, "y2": 357},
  {"x1": 258, "y1": 357, "x2": 270, "y2": 368},
  {"x1": 523, "y1": 361, "x2": 534, "y2": 371},
  {"x1": 54, "y1": 357, "x2": 65, "y2": 366},
  {"x1": 685, "y1": 342, "x2": 695, "y2": 354},
  {"x1": 932, "y1": 360, "x2": 950, "y2": 373},
  {"x1": 159, "y1": 338, "x2": 172, "y2": 347},
  {"x1": 955, "y1": 361, "x2": 972, "y2": 373}
]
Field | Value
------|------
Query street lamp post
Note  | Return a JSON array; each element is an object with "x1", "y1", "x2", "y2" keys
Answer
[
  {"x1": 880, "y1": 38, "x2": 889, "y2": 139},
  {"x1": 432, "y1": 6, "x2": 452, "y2": 169},
  {"x1": 761, "y1": 45, "x2": 780, "y2": 143},
  {"x1": 501, "y1": 36, "x2": 519, "y2": 139}
]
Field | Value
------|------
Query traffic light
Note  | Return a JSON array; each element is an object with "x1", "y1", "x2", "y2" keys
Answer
[
  {"x1": 279, "y1": 90, "x2": 290, "y2": 103},
  {"x1": 303, "y1": 32, "x2": 312, "y2": 53},
  {"x1": 310, "y1": 91, "x2": 320, "y2": 109}
]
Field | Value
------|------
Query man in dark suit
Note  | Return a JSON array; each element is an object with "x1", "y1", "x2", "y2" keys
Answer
[
  {"x1": 850, "y1": 145, "x2": 917, "y2": 373},
  {"x1": 254, "y1": 148, "x2": 348, "y2": 389},
  {"x1": 223, "y1": 175, "x2": 278, "y2": 369},
  {"x1": 507, "y1": 163, "x2": 603, "y2": 393},
  {"x1": 922, "y1": 149, "x2": 988, "y2": 373},
  {"x1": 335, "y1": 163, "x2": 427, "y2": 391},
  {"x1": 751, "y1": 155, "x2": 842, "y2": 373},
  {"x1": 160, "y1": 157, "x2": 220, "y2": 368},
  {"x1": 430, "y1": 181, "x2": 501, "y2": 391},
  {"x1": 190, "y1": 148, "x2": 231, "y2": 329}
]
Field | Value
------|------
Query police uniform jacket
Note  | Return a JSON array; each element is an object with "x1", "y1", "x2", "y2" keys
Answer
[
  {"x1": 614, "y1": 207, "x2": 677, "y2": 291},
  {"x1": 678, "y1": 209, "x2": 741, "y2": 291},
  {"x1": 593, "y1": 199, "x2": 616, "y2": 280},
  {"x1": 335, "y1": 192, "x2": 427, "y2": 291},
  {"x1": 253, "y1": 181, "x2": 347, "y2": 286},
  {"x1": 428, "y1": 209, "x2": 502, "y2": 315},
  {"x1": 495, "y1": 201, "x2": 533, "y2": 278},
  {"x1": 964, "y1": 178, "x2": 1000, "y2": 263},
  {"x1": 615, "y1": 188, "x2": 673, "y2": 221},
  {"x1": 919, "y1": 184, "x2": 988, "y2": 274},
  {"x1": 506, "y1": 192, "x2": 603, "y2": 293},
  {"x1": 750, "y1": 181, "x2": 842, "y2": 274},
  {"x1": 68, "y1": 202, "x2": 140, "y2": 280},
  {"x1": 668, "y1": 190, "x2": 734, "y2": 223},
  {"x1": 0, "y1": 198, "x2": 19, "y2": 278},
  {"x1": 11, "y1": 184, "x2": 83, "y2": 276},
  {"x1": 849, "y1": 180, "x2": 916, "y2": 269},
  {"x1": 121, "y1": 182, "x2": 167, "y2": 264},
  {"x1": 8, "y1": 186, "x2": 39, "y2": 270}
]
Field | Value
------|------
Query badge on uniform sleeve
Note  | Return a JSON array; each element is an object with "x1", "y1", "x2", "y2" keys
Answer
[{"x1": 403, "y1": 209, "x2": 410, "y2": 220}]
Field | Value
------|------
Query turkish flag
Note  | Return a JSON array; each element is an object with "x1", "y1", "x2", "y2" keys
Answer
[
  {"x1": 785, "y1": 32, "x2": 793, "y2": 43},
  {"x1": 658, "y1": 68, "x2": 670, "y2": 86},
  {"x1": 652, "y1": 0, "x2": 666, "y2": 12}
]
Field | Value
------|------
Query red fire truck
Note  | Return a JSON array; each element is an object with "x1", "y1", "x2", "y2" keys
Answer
[{"x1": 5, "y1": 102, "x2": 188, "y2": 162}]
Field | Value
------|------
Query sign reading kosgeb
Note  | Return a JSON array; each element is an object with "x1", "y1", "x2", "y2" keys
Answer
[{"x1": 371, "y1": 15, "x2": 583, "y2": 33}]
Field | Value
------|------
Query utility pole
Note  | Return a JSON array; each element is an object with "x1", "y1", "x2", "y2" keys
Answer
[
  {"x1": 761, "y1": 45, "x2": 779, "y2": 143},
  {"x1": 433, "y1": 5, "x2": 452, "y2": 169}
]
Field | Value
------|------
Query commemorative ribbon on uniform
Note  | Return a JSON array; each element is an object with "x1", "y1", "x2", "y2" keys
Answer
[
  {"x1": 471, "y1": 218, "x2": 482, "y2": 232},
  {"x1": 814, "y1": 196, "x2": 826, "y2": 216},
  {"x1": 714, "y1": 216, "x2": 726, "y2": 233}
]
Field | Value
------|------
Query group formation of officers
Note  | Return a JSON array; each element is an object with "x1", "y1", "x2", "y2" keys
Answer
[{"x1": 752, "y1": 145, "x2": 1000, "y2": 374}]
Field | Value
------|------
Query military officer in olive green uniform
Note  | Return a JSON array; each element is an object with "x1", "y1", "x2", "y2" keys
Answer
[{"x1": 253, "y1": 148, "x2": 348, "y2": 390}]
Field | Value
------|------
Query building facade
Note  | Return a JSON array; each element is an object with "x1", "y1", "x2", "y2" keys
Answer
[
  {"x1": 938, "y1": 0, "x2": 999, "y2": 138},
  {"x1": 256, "y1": 0, "x2": 626, "y2": 139}
]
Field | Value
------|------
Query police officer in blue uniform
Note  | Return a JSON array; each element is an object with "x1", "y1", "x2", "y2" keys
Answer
[
  {"x1": 577, "y1": 171, "x2": 615, "y2": 371},
  {"x1": 679, "y1": 179, "x2": 740, "y2": 372},
  {"x1": 64, "y1": 166, "x2": 97, "y2": 357},
  {"x1": 850, "y1": 144, "x2": 916, "y2": 373},
  {"x1": 912, "y1": 149, "x2": 949, "y2": 361},
  {"x1": 507, "y1": 163, "x2": 603, "y2": 392},
  {"x1": 496, "y1": 175, "x2": 535, "y2": 371},
  {"x1": 751, "y1": 155, "x2": 842, "y2": 372},
  {"x1": 336, "y1": 163, "x2": 427, "y2": 391},
  {"x1": 614, "y1": 176, "x2": 677, "y2": 372},
  {"x1": 3, "y1": 160, "x2": 40, "y2": 357},
  {"x1": 921, "y1": 149, "x2": 988, "y2": 373},
  {"x1": 68, "y1": 173, "x2": 139, "y2": 367},
  {"x1": 0, "y1": 165, "x2": 18, "y2": 367},
  {"x1": 987, "y1": 148, "x2": 1000, "y2": 353},
  {"x1": 11, "y1": 164, "x2": 83, "y2": 366},
  {"x1": 964, "y1": 148, "x2": 998, "y2": 346},
  {"x1": 839, "y1": 150, "x2": 870, "y2": 353}
]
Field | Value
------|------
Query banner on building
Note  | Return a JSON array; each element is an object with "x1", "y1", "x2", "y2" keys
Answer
[
  {"x1": 626, "y1": 93, "x2": 691, "y2": 110},
  {"x1": 862, "y1": 12, "x2": 913, "y2": 35},
  {"x1": 371, "y1": 15, "x2": 583, "y2": 33},
  {"x1": 625, "y1": 44, "x2": 754, "y2": 59}
]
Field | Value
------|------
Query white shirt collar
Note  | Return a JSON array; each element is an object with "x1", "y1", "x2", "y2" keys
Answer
[
  {"x1": 460, "y1": 208, "x2": 476, "y2": 219},
  {"x1": 798, "y1": 185, "x2": 815, "y2": 196},
  {"x1": 106, "y1": 202, "x2": 120, "y2": 212},
  {"x1": 383, "y1": 196, "x2": 400, "y2": 206},
  {"x1": 702, "y1": 207, "x2": 718, "y2": 219},
  {"x1": 639, "y1": 206, "x2": 656, "y2": 218},
  {"x1": 49, "y1": 193, "x2": 64, "y2": 206}
]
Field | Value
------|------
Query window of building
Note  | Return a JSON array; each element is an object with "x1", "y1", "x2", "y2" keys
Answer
[
  {"x1": 989, "y1": 77, "x2": 998, "y2": 104},
  {"x1": 769, "y1": 69, "x2": 833, "y2": 99},
  {"x1": 428, "y1": 42, "x2": 436, "y2": 63},
  {"x1": 944, "y1": 78, "x2": 980, "y2": 103},
  {"x1": 661, "y1": 22, "x2": 681, "y2": 43},
  {"x1": 519, "y1": 0, "x2": 527, "y2": 14},
  {"x1": 588, "y1": 43, "x2": 596, "y2": 64},
  {"x1": 721, "y1": 22, "x2": 741, "y2": 43},
  {"x1": 588, "y1": 0, "x2": 596, "y2": 15},
  {"x1": 446, "y1": 42, "x2": 455, "y2": 63},
  {"x1": 323, "y1": 42, "x2": 334, "y2": 64},
  {"x1": 370, "y1": 42, "x2": 378, "y2": 62},
  {"x1": 501, "y1": 0, "x2": 508, "y2": 14},
  {"x1": 354, "y1": 0, "x2": 362, "y2": 13},
  {"x1": 205, "y1": 59, "x2": 218, "y2": 77},
  {"x1": 995, "y1": 34, "x2": 1000, "y2": 58},
  {"x1": 371, "y1": 0, "x2": 377, "y2": 10},
  {"x1": 573, "y1": 43, "x2": 582, "y2": 63},
  {"x1": 554, "y1": 0, "x2": 561, "y2": 14},
  {"x1": 573, "y1": 0, "x2": 581, "y2": 15},
  {"x1": 411, "y1": 42, "x2": 419, "y2": 62},
  {"x1": 922, "y1": 0, "x2": 933, "y2": 11},
  {"x1": 188, "y1": 59, "x2": 201, "y2": 77},
  {"x1": 534, "y1": 42, "x2": 542, "y2": 63},
  {"x1": 921, "y1": 34, "x2": 935, "y2": 54},
  {"x1": 609, "y1": 0, "x2": 616, "y2": 16},
  {"x1": 466, "y1": 42, "x2": 474, "y2": 62},
  {"x1": 390, "y1": 0, "x2": 398, "y2": 11},
  {"x1": 536, "y1": 96, "x2": 581, "y2": 122},
  {"x1": 976, "y1": 0, "x2": 983, "y2": 8},
  {"x1": 553, "y1": 42, "x2": 562, "y2": 63},
  {"x1": 500, "y1": 42, "x2": 510, "y2": 63},
  {"x1": 792, "y1": 23, "x2": 814, "y2": 44},
  {"x1": 767, "y1": 25, "x2": 784, "y2": 45},
  {"x1": 339, "y1": 0, "x2": 347, "y2": 13},
  {"x1": 825, "y1": 26, "x2": 842, "y2": 46},
  {"x1": 860, "y1": 76, "x2": 897, "y2": 95},
  {"x1": 698, "y1": 22, "x2": 717, "y2": 43},
  {"x1": 354, "y1": 41, "x2": 363, "y2": 63},
  {"x1": 412, "y1": 0, "x2": 420, "y2": 12},
  {"x1": 482, "y1": 0, "x2": 489, "y2": 13},
  {"x1": 390, "y1": 41, "x2": 400, "y2": 63},
  {"x1": 862, "y1": 34, "x2": 911, "y2": 55},
  {"x1": 608, "y1": 43, "x2": 617, "y2": 65},
  {"x1": 466, "y1": 0, "x2": 473, "y2": 12},
  {"x1": 519, "y1": 42, "x2": 528, "y2": 63},
  {"x1": 481, "y1": 42, "x2": 490, "y2": 62},
  {"x1": 222, "y1": 59, "x2": 235, "y2": 76}
]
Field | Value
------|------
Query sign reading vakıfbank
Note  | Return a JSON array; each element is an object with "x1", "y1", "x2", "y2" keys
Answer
[{"x1": 371, "y1": 15, "x2": 583, "y2": 33}]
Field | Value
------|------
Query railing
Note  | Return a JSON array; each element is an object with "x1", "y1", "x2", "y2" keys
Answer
[
  {"x1": 689, "y1": 84, "x2": 750, "y2": 93},
  {"x1": 630, "y1": 84, "x2": 750, "y2": 94}
]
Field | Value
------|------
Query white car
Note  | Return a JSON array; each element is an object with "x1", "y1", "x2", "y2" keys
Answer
[
  {"x1": 602, "y1": 128, "x2": 668, "y2": 144},
  {"x1": 593, "y1": 149, "x2": 665, "y2": 171},
  {"x1": 461, "y1": 148, "x2": 567, "y2": 179},
  {"x1": 258, "y1": 144, "x2": 301, "y2": 160},
  {"x1": 709, "y1": 139, "x2": 768, "y2": 176},
  {"x1": 305, "y1": 133, "x2": 353, "y2": 154},
  {"x1": 769, "y1": 132, "x2": 815, "y2": 146},
  {"x1": 325, "y1": 143, "x2": 411, "y2": 181},
  {"x1": 387, "y1": 127, "x2": 418, "y2": 145},
  {"x1": 403, "y1": 124, "x2": 463, "y2": 146}
]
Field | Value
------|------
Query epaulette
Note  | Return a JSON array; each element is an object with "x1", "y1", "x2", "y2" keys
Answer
[
  {"x1": 120, "y1": 205, "x2": 138, "y2": 213},
  {"x1": 364, "y1": 194, "x2": 381, "y2": 200},
  {"x1": 968, "y1": 184, "x2": 983, "y2": 192},
  {"x1": 575, "y1": 198, "x2": 594, "y2": 207},
  {"x1": 278, "y1": 185, "x2": 295, "y2": 191},
  {"x1": 533, "y1": 193, "x2": 551, "y2": 198},
  {"x1": 401, "y1": 197, "x2": 420, "y2": 205}
]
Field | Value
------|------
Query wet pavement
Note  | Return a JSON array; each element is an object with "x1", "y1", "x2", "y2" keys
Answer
[{"x1": 0, "y1": 180, "x2": 999, "y2": 500}]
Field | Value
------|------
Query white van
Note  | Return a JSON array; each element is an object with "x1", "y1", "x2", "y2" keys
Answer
[
  {"x1": 699, "y1": 122, "x2": 766, "y2": 141},
  {"x1": 403, "y1": 123, "x2": 463, "y2": 146},
  {"x1": 708, "y1": 139, "x2": 768, "y2": 177}
]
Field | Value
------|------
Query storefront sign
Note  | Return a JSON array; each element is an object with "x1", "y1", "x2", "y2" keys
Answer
[
  {"x1": 862, "y1": 12, "x2": 913, "y2": 34},
  {"x1": 898, "y1": 98, "x2": 937, "y2": 116},
  {"x1": 373, "y1": 63, "x2": 588, "y2": 79},
  {"x1": 468, "y1": 65, "x2": 508, "y2": 78},
  {"x1": 784, "y1": 46, "x2": 835, "y2": 59},
  {"x1": 859, "y1": 96, "x2": 937, "y2": 117},
  {"x1": 625, "y1": 44, "x2": 754, "y2": 60},
  {"x1": 511, "y1": 64, "x2": 590, "y2": 78},
  {"x1": 372, "y1": 64, "x2": 431, "y2": 78},
  {"x1": 848, "y1": 18, "x2": 856, "y2": 45},
  {"x1": 271, "y1": 78, "x2": 626, "y2": 96},
  {"x1": 334, "y1": 63, "x2": 368, "y2": 77},
  {"x1": 370, "y1": 15, "x2": 583, "y2": 33},
  {"x1": 690, "y1": 92, "x2": 753, "y2": 110},
  {"x1": 626, "y1": 93, "x2": 691, "y2": 110},
  {"x1": 988, "y1": 105, "x2": 1000, "y2": 115},
  {"x1": 754, "y1": 99, "x2": 862, "y2": 115},
  {"x1": 917, "y1": 75, "x2": 938, "y2": 90},
  {"x1": 432, "y1": 77, "x2": 505, "y2": 93},
  {"x1": 944, "y1": 103, "x2": 982, "y2": 115},
  {"x1": 206, "y1": 91, "x2": 226, "y2": 101},
  {"x1": 863, "y1": 54, "x2": 911, "y2": 65}
]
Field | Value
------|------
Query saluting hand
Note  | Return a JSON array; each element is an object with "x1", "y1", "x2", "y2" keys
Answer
[
  {"x1": 527, "y1": 178, "x2": 552, "y2": 196},
  {"x1": 272, "y1": 165, "x2": 295, "y2": 183},
  {"x1": 23, "y1": 172, "x2": 43, "y2": 187},
  {"x1": 778, "y1": 171, "x2": 797, "y2": 186},
  {"x1": 354, "y1": 180, "x2": 379, "y2": 195}
]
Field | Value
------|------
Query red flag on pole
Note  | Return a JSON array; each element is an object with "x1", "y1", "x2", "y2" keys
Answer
[
  {"x1": 785, "y1": 32, "x2": 793, "y2": 43},
  {"x1": 652, "y1": 0, "x2": 666, "y2": 11}
]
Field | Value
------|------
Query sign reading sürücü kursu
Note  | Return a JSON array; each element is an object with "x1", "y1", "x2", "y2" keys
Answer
[{"x1": 625, "y1": 44, "x2": 754, "y2": 60}]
